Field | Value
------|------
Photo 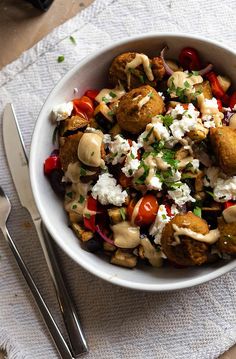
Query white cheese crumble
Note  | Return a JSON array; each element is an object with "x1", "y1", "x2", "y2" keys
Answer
[
  {"x1": 103, "y1": 133, "x2": 112, "y2": 148},
  {"x1": 107, "y1": 135, "x2": 131, "y2": 165},
  {"x1": 147, "y1": 176, "x2": 163, "y2": 191},
  {"x1": 169, "y1": 104, "x2": 199, "y2": 139},
  {"x1": 158, "y1": 91, "x2": 165, "y2": 100},
  {"x1": 213, "y1": 176, "x2": 236, "y2": 202},
  {"x1": 168, "y1": 183, "x2": 195, "y2": 207},
  {"x1": 52, "y1": 101, "x2": 73, "y2": 121},
  {"x1": 121, "y1": 141, "x2": 141, "y2": 177},
  {"x1": 149, "y1": 205, "x2": 171, "y2": 244},
  {"x1": 91, "y1": 172, "x2": 127, "y2": 206},
  {"x1": 202, "y1": 114, "x2": 216, "y2": 128}
]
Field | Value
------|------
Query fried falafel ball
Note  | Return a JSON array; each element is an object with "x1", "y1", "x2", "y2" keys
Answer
[
  {"x1": 161, "y1": 212, "x2": 210, "y2": 266},
  {"x1": 109, "y1": 52, "x2": 165, "y2": 90},
  {"x1": 210, "y1": 126, "x2": 236, "y2": 176},
  {"x1": 116, "y1": 85, "x2": 165, "y2": 134},
  {"x1": 217, "y1": 217, "x2": 236, "y2": 255}
]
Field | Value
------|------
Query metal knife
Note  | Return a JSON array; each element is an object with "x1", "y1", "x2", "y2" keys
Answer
[{"x1": 3, "y1": 103, "x2": 88, "y2": 357}]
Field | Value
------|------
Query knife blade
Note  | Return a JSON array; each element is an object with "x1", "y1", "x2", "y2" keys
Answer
[{"x1": 3, "y1": 103, "x2": 88, "y2": 357}]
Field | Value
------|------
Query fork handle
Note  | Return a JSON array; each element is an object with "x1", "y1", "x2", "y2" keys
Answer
[
  {"x1": 33, "y1": 218, "x2": 88, "y2": 356},
  {"x1": 2, "y1": 226, "x2": 74, "y2": 359}
]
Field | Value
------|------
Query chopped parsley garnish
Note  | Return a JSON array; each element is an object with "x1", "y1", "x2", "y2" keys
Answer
[
  {"x1": 84, "y1": 213, "x2": 91, "y2": 219},
  {"x1": 69, "y1": 36, "x2": 76, "y2": 45},
  {"x1": 143, "y1": 127, "x2": 154, "y2": 142},
  {"x1": 80, "y1": 167, "x2": 87, "y2": 176},
  {"x1": 156, "y1": 246, "x2": 161, "y2": 252},
  {"x1": 109, "y1": 91, "x2": 117, "y2": 98},
  {"x1": 119, "y1": 208, "x2": 126, "y2": 221},
  {"x1": 66, "y1": 192, "x2": 73, "y2": 199},
  {"x1": 79, "y1": 195, "x2": 85, "y2": 204},
  {"x1": 184, "y1": 81, "x2": 190, "y2": 88},
  {"x1": 135, "y1": 162, "x2": 149, "y2": 184},
  {"x1": 148, "y1": 91, "x2": 154, "y2": 98},
  {"x1": 128, "y1": 169, "x2": 133, "y2": 176},
  {"x1": 130, "y1": 151, "x2": 135, "y2": 159},
  {"x1": 108, "y1": 111, "x2": 114, "y2": 116},
  {"x1": 57, "y1": 55, "x2": 65, "y2": 63},
  {"x1": 192, "y1": 70, "x2": 199, "y2": 76},
  {"x1": 102, "y1": 97, "x2": 110, "y2": 104},
  {"x1": 193, "y1": 206, "x2": 202, "y2": 218},
  {"x1": 159, "y1": 114, "x2": 174, "y2": 127},
  {"x1": 72, "y1": 204, "x2": 77, "y2": 209},
  {"x1": 162, "y1": 214, "x2": 167, "y2": 220},
  {"x1": 162, "y1": 149, "x2": 179, "y2": 170},
  {"x1": 152, "y1": 140, "x2": 165, "y2": 151}
]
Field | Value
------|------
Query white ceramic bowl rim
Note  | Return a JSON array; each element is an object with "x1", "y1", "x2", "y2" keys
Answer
[{"x1": 30, "y1": 32, "x2": 236, "y2": 291}]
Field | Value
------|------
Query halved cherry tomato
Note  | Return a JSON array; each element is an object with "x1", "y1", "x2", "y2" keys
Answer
[
  {"x1": 72, "y1": 105, "x2": 88, "y2": 119},
  {"x1": 73, "y1": 96, "x2": 94, "y2": 118},
  {"x1": 179, "y1": 47, "x2": 201, "y2": 70},
  {"x1": 229, "y1": 91, "x2": 236, "y2": 109},
  {"x1": 118, "y1": 172, "x2": 133, "y2": 188},
  {"x1": 206, "y1": 71, "x2": 225, "y2": 98},
  {"x1": 127, "y1": 194, "x2": 159, "y2": 226},
  {"x1": 83, "y1": 196, "x2": 97, "y2": 231},
  {"x1": 223, "y1": 201, "x2": 236, "y2": 209},
  {"x1": 84, "y1": 89, "x2": 99, "y2": 101},
  {"x1": 44, "y1": 155, "x2": 61, "y2": 175}
]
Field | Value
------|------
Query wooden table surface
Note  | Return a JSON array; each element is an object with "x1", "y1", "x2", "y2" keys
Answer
[{"x1": 0, "y1": 1, "x2": 235, "y2": 358}]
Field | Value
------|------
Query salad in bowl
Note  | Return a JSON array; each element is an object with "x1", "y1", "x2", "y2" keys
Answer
[{"x1": 43, "y1": 44, "x2": 236, "y2": 271}]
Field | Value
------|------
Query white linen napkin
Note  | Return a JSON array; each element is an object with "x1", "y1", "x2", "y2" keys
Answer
[{"x1": 0, "y1": 0, "x2": 236, "y2": 358}]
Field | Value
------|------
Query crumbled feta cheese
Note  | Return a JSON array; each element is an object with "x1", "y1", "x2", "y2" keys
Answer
[
  {"x1": 169, "y1": 104, "x2": 199, "y2": 139},
  {"x1": 52, "y1": 101, "x2": 73, "y2": 121},
  {"x1": 213, "y1": 176, "x2": 236, "y2": 202},
  {"x1": 91, "y1": 172, "x2": 127, "y2": 206},
  {"x1": 189, "y1": 159, "x2": 200, "y2": 172},
  {"x1": 168, "y1": 183, "x2": 195, "y2": 207},
  {"x1": 202, "y1": 114, "x2": 216, "y2": 128},
  {"x1": 122, "y1": 158, "x2": 140, "y2": 177},
  {"x1": 149, "y1": 205, "x2": 171, "y2": 244},
  {"x1": 107, "y1": 135, "x2": 131, "y2": 165},
  {"x1": 138, "y1": 117, "x2": 170, "y2": 146},
  {"x1": 103, "y1": 134, "x2": 111, "y2": 148},
  {"x1": 152, "y1": 120, "x2": 170, "y2": 140},
  {"x1": 165, "y1": 170, "x2": 181, "y2": 183},
  {"x1": 147, "y1": 176, "x2": 163, "y2": 191},
  {"x1": 204, "y1": 167, "x2": 220, "y2": 187},
  {"x1": 121, "y1": 141, "x2": 141, "y2": 177}
]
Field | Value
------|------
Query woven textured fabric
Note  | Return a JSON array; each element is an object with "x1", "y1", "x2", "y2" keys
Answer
[{"x1": 0, "y1": 0, "x2": 236, "y2": 358}]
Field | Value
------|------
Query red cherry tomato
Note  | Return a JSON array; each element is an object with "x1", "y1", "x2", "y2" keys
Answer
[
  {"x1": 73, "y1": 96, "x2": 94, "y2": 118},
  {"x1": 83, "y1": 196, "x2": 97, "y2": 231},
  {"x1": 229, "y1": 91, "x2": 236, "y2": 109},
  {"x1": 223, "y1": 201, "x2": 236, "y2": 209},
  {"x1": 127, "y1": 194, "x2": 159, "y2": 226},
  {"x1": 179, "y1": 47, "x2": 201, "y2": 70},
  {"x1": 206, "y1": 71, "x2": 225, "y2": 99},
  {"x1": 84, "y1": 89, "x2": 99, "y2": 100},
  {"x1": 72, "y1": 105, "x2": 88, "y2": 119},
  {"x1": 44, "y1": 155, "x2": 61, "y2": 175}
]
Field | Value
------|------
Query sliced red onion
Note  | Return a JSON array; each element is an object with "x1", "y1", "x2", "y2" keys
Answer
[
  {"x1": 160, "y1": 46, "x2": 174, "y2": 76},
  {"x1": 198, "y1": 63, "x2": 213, "y2": 76},
  {"x1": 96, "y1": 225, "x2": 115, "y2": 245},
  {"x1": 194, "y1": 148, "x2": 212, "y2": 167}
]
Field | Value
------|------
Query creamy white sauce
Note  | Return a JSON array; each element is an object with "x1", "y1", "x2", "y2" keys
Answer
[
  {"x1": 172, "y1": 224, "x2": 220, "y2": 244},
  {"x1": 78, "y1": 133, "x2": 103, "y2": 167},
  {"x1": 229, "y1": 114, "x2": 236, "y2": 129},
  {"x1": 140, "y1": 237, "x2": 163, "y2": 267},
  {"x1": 95, "y1": 84, "x2": 126, "y2": 104},
  {"x1": 125, "y1": 53, "x2": 154, "y2": 88},
  {"x1": 112, "y1": 221, "x2": 140, "y2": 248},
  {"x1": 137, "y1": 93, "x2": 151, "y2": 110}
]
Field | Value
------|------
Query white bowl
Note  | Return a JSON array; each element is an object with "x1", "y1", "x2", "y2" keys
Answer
[{"x1": 30, "y1": 33, "x2": 236, "y2": 291}]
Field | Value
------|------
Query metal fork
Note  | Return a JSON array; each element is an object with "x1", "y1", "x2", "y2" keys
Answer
[{"x1": 0, "y1": 186, "x2": 75, "y2": 359}]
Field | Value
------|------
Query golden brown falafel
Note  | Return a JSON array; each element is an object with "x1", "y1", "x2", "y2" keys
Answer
[
  {"x1": 161, "y1": 212, "x2": 210, "y2": 266},
  {"x1": 210, "y1": 126, "x2": 236, "y2": 176},
  {"x1": 217, "y1": 217, "x2": 236, "y2": 255},
  {"x1": 116, "y1": 85, "x2": 165, "y2": 134}
]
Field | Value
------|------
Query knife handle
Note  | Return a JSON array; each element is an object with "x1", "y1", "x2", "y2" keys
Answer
[
  {"x1": 2, "y1": 226, "x2": 74, "y2": 359},
  {"x1": 33, "y1": 217, "x2": 88, "y2": 357}
]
